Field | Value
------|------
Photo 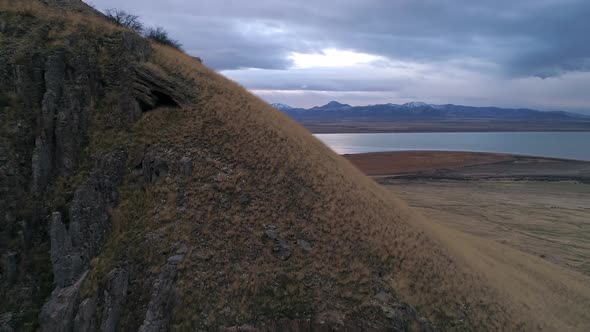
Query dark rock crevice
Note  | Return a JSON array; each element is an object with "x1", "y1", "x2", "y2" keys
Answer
[{"x1": 133, "y1": 66, "x2": 183, "y2": 112}]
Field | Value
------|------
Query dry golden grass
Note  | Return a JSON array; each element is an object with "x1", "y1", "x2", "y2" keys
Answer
[
  {"x1": 0, "y1": 0, "x2": 48, "y2": 15},
  {"x1": 142, "y1": 44, "x2": 590, "y2": 330},
  {"x1": 415, "y1": 213, "x2": 590, "y2": 331},
  {"x1": 134, "y1": 44, "x2": 535, "y2": 329},
  {"x1": 0, "y1": 0, "x2": 124, "y2": 34}
]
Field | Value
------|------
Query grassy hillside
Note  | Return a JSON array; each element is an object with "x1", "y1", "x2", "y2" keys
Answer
[
  {"x1": 109, "y1": 37, "x2": 521, "y2": 331},
  {"x1": 1, "y1": 1, "x2": 576, "y2": 330}
]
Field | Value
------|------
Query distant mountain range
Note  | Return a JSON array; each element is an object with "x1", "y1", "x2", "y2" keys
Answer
[{"x1": 271, "y1": 101, "x2": 590, "y2": 122}]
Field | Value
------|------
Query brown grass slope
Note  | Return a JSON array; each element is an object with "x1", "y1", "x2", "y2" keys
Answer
[
  {"x1": 109, "y1": 45, "x2": 528, "y2": 330},
  {"x1": 3, "y1": 1, "x2": 581, "y2": 330},
  {"x1": 105, "y1": 47, "x2": 538, "y2": 331},
  {"x1": 412, "y1": 202, "x2": 590, "y2": 332}
]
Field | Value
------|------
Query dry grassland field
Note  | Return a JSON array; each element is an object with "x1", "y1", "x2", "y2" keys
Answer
[
  {"x1": 387, "y1": 179, "x2": 590, "y2": 276},
  {"x1": 346, "y1": 151, "x2": 590, "y2": 329},
  {"x1": 346, "y1": 151, "x2": 590, "y2": 275}
]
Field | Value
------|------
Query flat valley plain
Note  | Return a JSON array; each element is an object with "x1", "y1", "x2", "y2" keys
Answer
[
  {"x1": 389, "y1": 179, "x2": 590, "y2": 275},
  {"x1": 346, "y1": 151, "x2": 590, "y2": 276},
  {"x1": 347, "y1": 151, "x2": 590, "y2": 328}
]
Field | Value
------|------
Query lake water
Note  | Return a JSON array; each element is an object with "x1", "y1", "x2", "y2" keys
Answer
[{"x1": 315, "y1": 132, "x2": 590, "y2": 161}]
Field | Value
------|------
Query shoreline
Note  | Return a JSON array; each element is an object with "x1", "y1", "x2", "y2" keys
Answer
[{"x1": 344, "y1": 150, "x2": 590, "y2": 182}]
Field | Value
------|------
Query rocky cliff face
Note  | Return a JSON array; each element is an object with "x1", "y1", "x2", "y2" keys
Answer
[{"x1": 0, "y1": 3, "x2": 185, "y2": 330}]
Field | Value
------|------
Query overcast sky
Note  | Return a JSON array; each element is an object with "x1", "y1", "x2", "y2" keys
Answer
[{"x1": 90, "y1": 0, "x2": 590, "y2": 113}]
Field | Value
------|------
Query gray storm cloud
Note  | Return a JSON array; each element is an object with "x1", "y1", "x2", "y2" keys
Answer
[
  {"x1": 92, "y1": 0, "x2": 590, "y2": 75},
  {"x1": 90, "y1": 0, "x2": 590, "y2": 113}
]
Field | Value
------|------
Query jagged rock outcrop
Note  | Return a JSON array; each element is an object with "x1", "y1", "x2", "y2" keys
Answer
[
  {"x1": 28, "y1": 35, "x2": 150, "y2": 193},
  {"x1": 49, "y1": 149, "x2": 127, "y2": 288},
  {"x1": 40, "y1": 148, "x2": 127, "y2": 331},
  {"x1": 1, "y1": 19, "x2": 152, "y2": 240},
  {"x1": 40, "y1": 266, "x2": 130, "y2": 332},
  {"x1": 141, "y1": 152, "x2": 171, "y2": 185},
  {"x1": 30, "y1": 47, "x2": 97, "y2": 195},
  {"x1": 100, "y1": 268, "x2": 129, "y2": 332},
  {"x1": 49, "y1": 212, "x2": 84, "y2": 289},
  {"x1": 138, "y1": 260, "x2": 179, "y2": 332},
  {"x1": 133, "y1": 66, "x2": 185, "y2": 111},
  {"x1": 67, "y1": 152, "x2": 125, "y2": 260},
  {"x1": 0, "y1": 4, "x2": 173, "y2": 326},
  {"x1": 73, "y1": 297, "x2": 97, "y2": 332},
  {"x1": 39, "y1": 271, "x2": 88, "y2": 332}
]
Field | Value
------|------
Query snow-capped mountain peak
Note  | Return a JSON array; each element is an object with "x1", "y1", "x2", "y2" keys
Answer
[
  {"x1": 271, "y1": 103, "x2": 294, "y2": 110},
  {"x1": 403, "y1": 101, "x2": 430, "y2": 108}
]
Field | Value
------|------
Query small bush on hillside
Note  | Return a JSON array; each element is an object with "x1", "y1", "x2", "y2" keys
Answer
[
  {"x1": 146, "y1": 26, "x2": 183, "y2": 50},
  {"x1": 105, "y1": 8, "x2": 144, "y2": 32},
  {"x1": 104, "y1": 9, "x2": 183, "y2": 51}
]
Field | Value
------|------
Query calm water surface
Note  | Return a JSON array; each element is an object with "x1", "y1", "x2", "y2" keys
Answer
[{"x1": 315, "y1": 132, "x2": 590, "y2": 161}]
